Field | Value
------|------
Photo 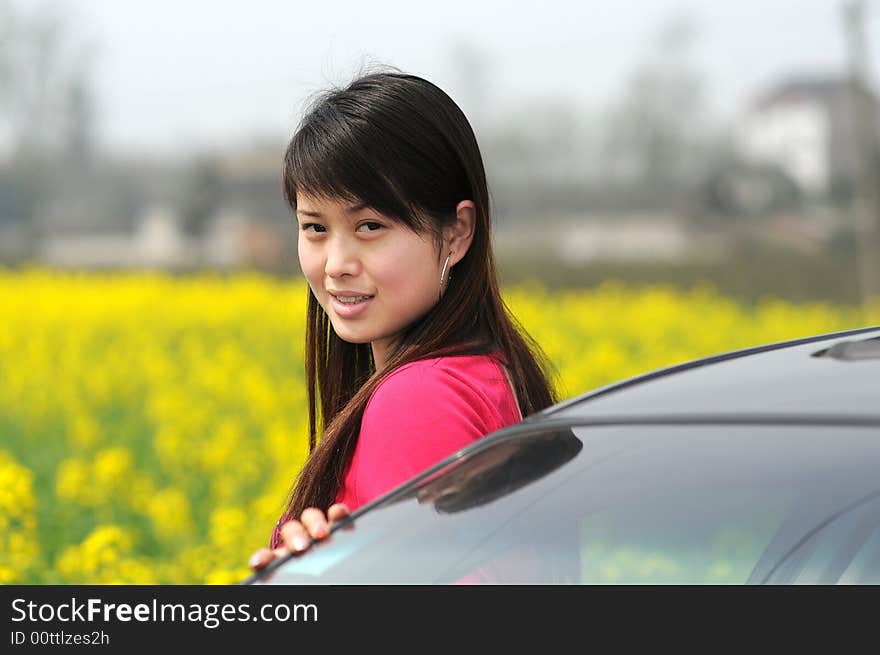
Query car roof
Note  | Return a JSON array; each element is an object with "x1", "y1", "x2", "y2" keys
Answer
[{"x1": 541, "y1": 326, "x2": 880, "y2": 423}]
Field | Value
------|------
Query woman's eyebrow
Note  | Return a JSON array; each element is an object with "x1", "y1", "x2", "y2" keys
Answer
[{"x1": 296, "y1": 202, "x2": 368, "y2": 218}]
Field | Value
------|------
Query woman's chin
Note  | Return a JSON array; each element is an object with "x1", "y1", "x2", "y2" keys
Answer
[{"x1": 330, "y1": 326, "x2": 372, "y2": 345}]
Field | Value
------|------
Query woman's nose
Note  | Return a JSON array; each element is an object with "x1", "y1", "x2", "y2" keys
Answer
[{"x1": 324, "y1": 236, "x2": 360, "y2": 277}]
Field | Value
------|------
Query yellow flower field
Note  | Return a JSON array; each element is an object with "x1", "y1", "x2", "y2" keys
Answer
[{"x1": 0, "y1": 268, "x2": 876, "y2": 584}]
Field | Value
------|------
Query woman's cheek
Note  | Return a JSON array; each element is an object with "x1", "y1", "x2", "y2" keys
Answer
[{"x1": 298, "y1": 247, "x2": 323, "y2": 290}]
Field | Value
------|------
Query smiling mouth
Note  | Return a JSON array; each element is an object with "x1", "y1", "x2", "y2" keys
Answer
[{"x1": 332, "y1": 294, "x2": 374, "y2": 304}]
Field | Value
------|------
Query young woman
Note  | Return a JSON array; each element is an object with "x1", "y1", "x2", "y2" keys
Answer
[{"x1": 248, "y1": 69, "x2": 556, "y2": 572}]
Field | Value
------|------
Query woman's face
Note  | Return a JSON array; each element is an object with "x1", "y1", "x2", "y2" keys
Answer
[{"x1": 296, "y1": 192, "x2": 445, "y2": 369}]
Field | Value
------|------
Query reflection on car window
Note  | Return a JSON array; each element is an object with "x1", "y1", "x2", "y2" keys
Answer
[
  {"x1": 761, "y1": 492, "x2": 880, "y2": 584},
  {"x1": 435, "y1": 426, "x2": 880, "y2": 585},
  {"x1": 406, "y1": 429, "x2": 585, "y2": 585},
  {"x1": 408, "y1": 428, "x2": 583, "y2": 514},
  {"x1": 575, "y1": 491, "x2": 793, "y2": 583}
]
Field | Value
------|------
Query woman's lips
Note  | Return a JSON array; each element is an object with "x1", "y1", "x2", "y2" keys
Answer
[{"x1": 330, "y1": 294, "x2": 373, "y2": 318}]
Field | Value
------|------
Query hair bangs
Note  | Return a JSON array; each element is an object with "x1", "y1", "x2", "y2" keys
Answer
[{"x1": 283, "y1": 102, "x2": 432, "y2": 234}]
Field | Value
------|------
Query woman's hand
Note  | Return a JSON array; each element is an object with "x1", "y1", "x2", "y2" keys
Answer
[{"x1": 248, "y1": 503, "x2": 351, "y2": 571}]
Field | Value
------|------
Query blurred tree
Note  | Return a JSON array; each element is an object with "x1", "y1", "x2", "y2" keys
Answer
[
  {"x1": 446, "y1": 38, "x2": 493, "y2": 134},
  {"x1": 178, "y1": 157, "x2": 223, "y2": 238},
  {"x1": 62, "y1": 64, "x2": 97, "y2": 165},
  {"x1": 0, "y1": 0, "x2": 97, "y2": 162},
  {"x1": 842, "y1": 0, "x2": 880, "y2": 308},
  {"x1": 0, "y1": 0, "x2": 97, "y2": 230},
  {"x1": 601, "y1": 12, "x2": 717, "y2": 208}
]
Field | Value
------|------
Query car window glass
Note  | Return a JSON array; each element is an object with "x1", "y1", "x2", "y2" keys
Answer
[
  {"x1": 435, "y1": 426, "x2": 880, "y2": 585},
  {"x1": 761, "y1": 494, "x2": 880, "y2": 584},
  {"x1": 261, "y1": 425, "x2": 880, "y2": 585}
]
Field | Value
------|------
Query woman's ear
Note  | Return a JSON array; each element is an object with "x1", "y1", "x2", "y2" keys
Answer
[{"x1": 444, "y1": 200, "x2": 476, "y2": 266}]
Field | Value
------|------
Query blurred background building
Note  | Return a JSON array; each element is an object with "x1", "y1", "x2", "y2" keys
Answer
[{"x1": 2, "y1": 0, "x2": 880, "y2": 305}]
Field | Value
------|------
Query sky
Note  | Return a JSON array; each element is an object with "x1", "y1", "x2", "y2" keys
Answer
[{"x1": 19, "y1": 0, "x2": 880, "y2": 156}]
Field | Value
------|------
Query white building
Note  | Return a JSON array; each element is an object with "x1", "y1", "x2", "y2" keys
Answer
[{"x1": 735, "y1": 76, "x2": 876, "y2": 200}]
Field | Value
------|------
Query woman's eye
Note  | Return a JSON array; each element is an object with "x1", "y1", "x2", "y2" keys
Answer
[
  {"x1": 301, "y1": 223, "x2": 326, "y2": 233},
  {"x1": 357, "y1": 221, "x2": 384, "y2": 233}
]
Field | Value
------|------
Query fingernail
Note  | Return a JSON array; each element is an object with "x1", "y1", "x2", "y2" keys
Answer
[
  {"x1": 292, "y1": 535, "x2": 309, "y2": 551},
  {"x1": 249, "y1": 553, "x2": 263, "y2": 568}
]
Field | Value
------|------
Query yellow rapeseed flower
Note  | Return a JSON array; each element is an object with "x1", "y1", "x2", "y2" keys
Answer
[
  {"x1": 55, "y1": 457, "x2": 96, "y2": 506},
  {"x1": 0, "y1": 451, "x2": 39, "y2": 582},
  {"x1": 2, "y1": 268, "x2": 875, "y2": 583},
  {"x1": 146, "y1": 488, "x2": 193, "y2": 541},
  {"x1": 56, "y1": 525, "x2": 157, "y2": 584}
]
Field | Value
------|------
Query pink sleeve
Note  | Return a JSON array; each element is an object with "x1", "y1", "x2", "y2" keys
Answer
[{"x1": 352, "y1": 361, "x2": 495, "y2": 503}]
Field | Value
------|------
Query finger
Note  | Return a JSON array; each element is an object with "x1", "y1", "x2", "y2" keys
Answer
[
  {"x1": 299, "y1": 507, "x2": 330, "y2": 539},
  {"x1": 327, "y1": 503, "x2": 351, "y2": 524},
  {"x1": 328, "y1": 503, "x2": 353, "y2": 529},
  {"x1": 280, "y1": 520, "x2": 312, "y2": 553},
  {"x1": 248, "y1": 548, "x2": 275, "y2": 570}
]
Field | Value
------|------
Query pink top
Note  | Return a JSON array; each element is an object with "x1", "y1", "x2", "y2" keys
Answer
[{"x1": 269, "y1": 353, "x2": 521, "y2": 548}]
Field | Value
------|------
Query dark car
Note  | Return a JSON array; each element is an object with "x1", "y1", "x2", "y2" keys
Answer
[{"x1": 243, "y1": 326, "x2": 880, "y2": 585}]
